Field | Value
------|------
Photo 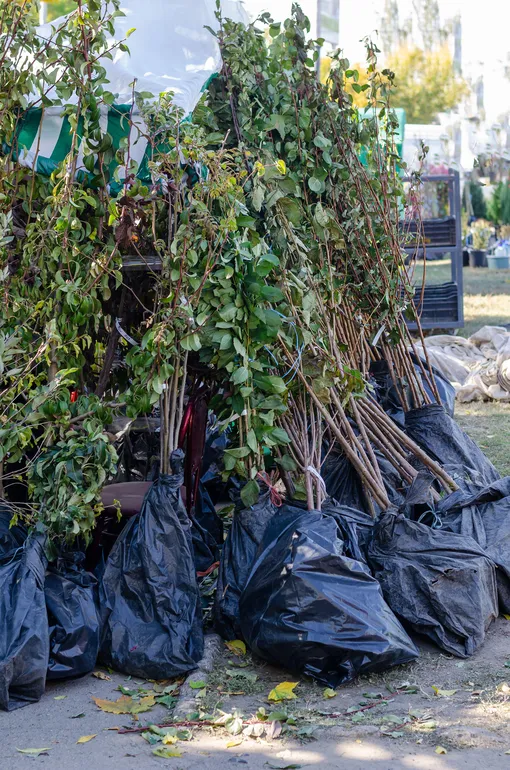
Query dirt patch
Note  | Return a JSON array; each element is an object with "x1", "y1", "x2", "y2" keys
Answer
[{"x1": 183, "y1": 617, "x2": 510, "y2": 753}]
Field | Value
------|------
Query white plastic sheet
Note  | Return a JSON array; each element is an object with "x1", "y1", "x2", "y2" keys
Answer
[{"x1": 37, "y1": 0, "x2": 248, "y2": 114}]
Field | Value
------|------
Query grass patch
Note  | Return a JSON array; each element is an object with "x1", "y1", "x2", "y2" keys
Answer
[
  {"x1": 455, "y1": 401, "x2": 510, "y2": 477},
  {"x1": 411, "y1": 257, "x2": 510, "y2": 337}
]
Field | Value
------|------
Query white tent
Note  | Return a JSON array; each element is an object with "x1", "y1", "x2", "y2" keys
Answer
[{"x1": 12, "y1": 1, "x2": 248, "y2": 180}]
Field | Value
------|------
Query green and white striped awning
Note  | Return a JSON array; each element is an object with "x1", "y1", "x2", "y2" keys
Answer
[{"x1": 11, "y1": 104, "x2": 152, "y2": 186}]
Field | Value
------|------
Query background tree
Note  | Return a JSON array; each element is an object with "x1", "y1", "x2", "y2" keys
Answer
[
  {"x1": 385, "y1": 45, "x2": 468, "y2": 123},
  {"x1": 376, "y1": 0, "x2": 469, "y2": 123},
  {"x1": 469, "y1": 182, "x2": 488, "y2": 219}
]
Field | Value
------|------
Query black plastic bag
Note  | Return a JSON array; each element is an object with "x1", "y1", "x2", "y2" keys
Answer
[
  {"x1": 0, "y1": 506, "x2": 26, "y2": 555},
  {"x1": 191, "y1": 482, "x2": 223, "y2": 575},
  {"x1": 368, "y1": 511, "x2": 498, "y2": 657},
  {"x1": 99, "y1": 450, "x2": 204, "y2": 679},
  {"x1": 214, "y1": 490, "x2": 276, "y2": 641},
  {"x1": 0, "y1": 533, "x2": 49, "y2": 711},
  {"x1": 45, "y1": 552, "x2": 100, "y2": 680},
  {"x1": 195, "y1": 481, "x2": 223, "y2": 548},
  {"x1": 322, "y1": 450, "x2": 406, "y2": 514},
  {"x1": 439, "y1": 477, "x2": 510, "y2": 613},
  {"x1": 322, "y1": 452, "x2": 367, "y2": 511},
  {"x1": 370, "y1": 358, "x2": 455, "y2": 426},
  {"x1": 405, "y1": 404, "x2": 499, "y2": 488},
  {"x1": 240, "y1": 503, "x2": 418, "y2": 687}
]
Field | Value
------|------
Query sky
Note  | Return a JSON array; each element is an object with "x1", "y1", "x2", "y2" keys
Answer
[{"x1": 241, "y1": 0, "x2": 510, "y2": 122}]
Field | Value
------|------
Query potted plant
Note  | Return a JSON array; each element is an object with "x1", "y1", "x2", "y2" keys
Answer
[
  {"x1": 469, "y1": 219, "x2": 493, "y2": 267},
  {"x1": 488, "y1": 239, "x2": 510, "y2": 269}
]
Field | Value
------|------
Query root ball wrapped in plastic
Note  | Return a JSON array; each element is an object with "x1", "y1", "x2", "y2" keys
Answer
[{"x1": 240, "y1": 503, "x2": 418, "y2": 687}]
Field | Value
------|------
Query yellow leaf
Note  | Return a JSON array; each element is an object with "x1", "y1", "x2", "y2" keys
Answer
[
  {"x1": 268, "y1": 682, "x2": 299, "y2": 702},
  {"x1": 77, "y1": 735, "x2": 97, "y2": 744},
  {"x1": 432, "y1": 686, "x2": 457, "y2": 697},
  {"x1": 16, "y1": 749, "x2": 51, "y2": 756},
  {"x1": 503, "y1": 614, "x2": 510, "y2": 621},
  {"x1": 226, "y1": 640, "x2": 246, "y2": 656},
  {"x1": 323, "y1": 688, "x2": 337, "y2": 699},
  {"x1": 92, "y1": 694, "x2": 156, "y2": 714},
  {"x1": 276, "y1": 159, "x2": 287, "y2": 175},
  {"x1": 435, "y1": 746, "x2": 447, "y2": 754},
  {"x1": 54, "y1": 695, "x2": 67, "y2": 700},
  {"x1": 153, "y1": 747, "x2": 183, "y2": 758},
  {"x1": 226, "y1": 740, "x2": 243, "y2": 749},
  {"x1": 92, "y1": 670, "x2": 111, "y2": 681},
  {"x1": 162, "y1": 734, "x2": 179, "y2": 745}
]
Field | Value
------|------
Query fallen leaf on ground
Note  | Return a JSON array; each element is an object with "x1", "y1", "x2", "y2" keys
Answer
[
  {"x1": 267, "y1": 721, "x2": 282, "y2": 740},
  {"x1": 16, "y1": 748, "x2": 51, "y2": 756},
  {"x1": 417, "y1": 720, "x2": 437, "y2": 730},
  {"x1": 265, "y1": 765, "x2": 302, "y2": 769},
  {"x1": 268, "y1": 682, "x2": 299, "y2": 702},
  {"x1": 226, "y1": 668, "x2": 258, "y2": 684},
  {"x1": 323, "y1": 688, "x2": 337, "y2": 699},
  {"x1": 243, "y1": 724, "x2": 265, "y2": 738},
  {"x1": 268, "y1": 710, "x2": 288, "y2": 722},
  {"x1": 92, "y1": 670, "x2": 111, "y2": 681},
  {"x1": 92, "y1": 694, "x2": 156, "y2": 714},
  {"x1": 432, "y1": 686, "x2": 457, "y2": 697},
  {"x1": 497, "y1": 682, "x2": 510, "y2": 694},
  {"x1": 162, "y1": 734, "x2": 178, "y2": 745},
  {"x1": 189, "y1": 680, "x2": 207, "y2": 689},
  {"x1": 435, "y1": 746, "x2": 447, "y2": 754},
  {"x1": 153, "y1": 683, "x2": 178, "y2": 694},
  {"x1": 226, "y1": 640, "x2": 246, "y2": 656},
  {"x1": 226, "y1": 740, "x2": 243, "y2": 748},
  {"x1": 142, "y1": 731, "x2": 160, "y2": 745},
  {"x1": 503, "y1": 614, "x2": 510, "y2": 621},
  {"x1": 77, "y1": 735, "x2": 97, "y2": 744},
  {"x1": 70, "y1": 713, "x2": 86, "y2": 719},
  {"x1": 152, "y1": 747, "x2": 183, "y2": 758},
  {"x1": 54, "y1": 695, "x2": 67, "y2": 700}
]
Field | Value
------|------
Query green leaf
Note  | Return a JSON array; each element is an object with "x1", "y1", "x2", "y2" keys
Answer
[
  {"x1": 220, "y1": 333, "x2": 232, "y2": 350},
  {"x1": 225, "y1": 447, "x2": 251, "y2": 459},
  {"x1": 256, "y1": 253, "x2": 279, "y2": 277},
  {"x1": 189, "y1": 680, "x2": 207, "y2": 689},
  {"x1": 261, "y1": 285, "x2": 284, "y2": 303},
  {"x1": 267, "y1": 710, "x2": 288, "y2": 722},
  {"x1": 254, "y1": 374, "x2": 287, "y2": 395},
  {"x1": 323, "y1": 688, "x2": 337, "y2": 699},
  {"x1": 276, "y1": 454, "x2": 297, "y2": 472},
  {"x1": 246, "y1": 429, "x2": 258, "y2": 453},
  {"x1": 237, "y1": 214, "x2": 257, "y2": 229},
  {"x1": 241, "y1": 479, "x2": 259, "y2": 508},
  {"x1": 313, "y1": 133, "x2": 332, "y2": 149},
  {"x1": 266, "y1": 114, "x2": 286, "y2": 139},
  {"x1": 308, "y1": 176, "x2": 324, "y2": 194},
  {"x1": 181, "y1": 333, "x2": 201, "y2": 352},
  {"x1": 252, "y1": 185, "x2": 265, "y2": 212},
  {"x1": 16, "y1": 749, "x2": 51, "y2": 757},
  {"x1": 268, "y1": 427, "x2": 291, "y2": 444},
  {"x1": 232, "y1": 366, "x2": 249, "y2": 385},
  {"x1": 278, "y1": 197, "x2": 301, "y2": 226},
  {"x1": 233, "y1": 338, "x2": 246, "y2": 357}
]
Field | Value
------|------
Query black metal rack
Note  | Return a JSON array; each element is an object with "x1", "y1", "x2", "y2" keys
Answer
[{"x1": 403, "y1": 169, "x2": 464, "y2": 330}]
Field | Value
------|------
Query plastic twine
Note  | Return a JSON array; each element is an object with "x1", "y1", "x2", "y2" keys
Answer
[{"x1": 256, "y1": 471, "x2": 284, "y2": 507}]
